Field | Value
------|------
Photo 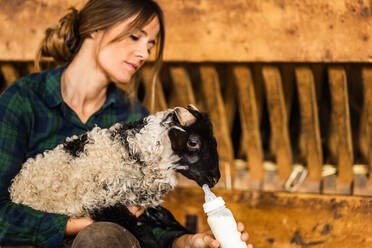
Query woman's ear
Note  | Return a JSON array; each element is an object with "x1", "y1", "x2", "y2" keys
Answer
[{"x1": 90, "y1": 30, "x2": 98, "y2": 39}]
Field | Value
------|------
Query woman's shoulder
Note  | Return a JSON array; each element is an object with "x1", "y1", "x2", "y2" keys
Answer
[
  {"x1": 1, "y1": 66, "x2": 64, "y2": 105},
  {"x1": 4, "y1": 67, "x2": 60, "y2": 94}
]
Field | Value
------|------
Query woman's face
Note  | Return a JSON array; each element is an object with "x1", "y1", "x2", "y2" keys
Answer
[{"x1": 96, "y1": 16, "x2": 160, "y2": 84}]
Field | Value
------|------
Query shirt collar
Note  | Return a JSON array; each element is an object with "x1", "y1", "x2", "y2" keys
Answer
[{"x1": 44, "y1": 64, "x2": 66, "y2": 108}]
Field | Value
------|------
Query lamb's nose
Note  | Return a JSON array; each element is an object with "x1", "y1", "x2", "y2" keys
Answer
[
  {"x1": 212, "y1": 177, "x2": 219, "y2": 186},
  {"x1": 207, "y1": 176, "x2": 219, "y2": 187}
]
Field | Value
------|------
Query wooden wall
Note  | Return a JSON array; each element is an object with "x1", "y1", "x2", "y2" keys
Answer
[
  {"x1": 1, "y1": 0, "x2": 372, "y2": 62},
  {"x1": 2, "y1": 1, "x2": 372, "y2": 247}
]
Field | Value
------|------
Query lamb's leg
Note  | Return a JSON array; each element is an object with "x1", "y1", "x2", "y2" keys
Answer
[
  {"x1": 89, "y1": 204, "x2": 158, "y2": 248},
  {"x1": 139, "y1": 206, "x2": 192, "y2": 234},
  {"x1": 137, "y1": 206, "x2": 193, "y2": 247}
]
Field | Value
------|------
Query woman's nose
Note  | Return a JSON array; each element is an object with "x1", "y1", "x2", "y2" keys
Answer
[{"x1": 136, "y1": 44, "x2": 149, "y2": 61}]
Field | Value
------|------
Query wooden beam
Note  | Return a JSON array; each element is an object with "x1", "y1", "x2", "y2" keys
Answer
[
  {"x1": 163, "y1": 188, "x2": 372, "y2": 248},
  {"x1": 199, "y1": 65, "x2": 234, "y2": 189},
  {"x1": 220, "y1": 67, "x2": 237, "y2": 133},
  {"x1": 2, "y1": 0, "x2": 372, "y2": 62},
  {"x1": 361, "y1": 67, "x2": 372, "y2": 193},
  {"x1": 0, "y1": 63, "x2": 20, "y2": 89},
  {"x1": 295, "y1": 67, "x2": 323, "y2": 193},
  {"x1": 262, "y1": 66, "x2": 292, "y2": 189},
  {"x1": 328, "y1": 67, "x2": 353, "y2": 194},
  {"x1": 233, "y1": 65, "x2": 263, "y2": 190},
  {"x1": 168, "y1": 65, "x2": 196, "y2": 108},
  {"x1": 141, "y1": 65, "x2": 167, "y2": 113}
]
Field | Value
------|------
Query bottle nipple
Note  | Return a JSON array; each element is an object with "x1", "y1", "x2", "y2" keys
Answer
[
  {"x1": 202, "y1": 184, "x2": 217, "y2": 202},
  {"x1": 202, "y1": 184, "x2": 225, "y2": 213}
]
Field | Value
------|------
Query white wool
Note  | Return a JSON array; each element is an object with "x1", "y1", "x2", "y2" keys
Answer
[{"x1": 9, "y1": 109, "x2": 180, "y2": 217}]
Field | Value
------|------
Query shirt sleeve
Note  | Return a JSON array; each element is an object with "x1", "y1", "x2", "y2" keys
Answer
[{"x1": 0, "y1": 83, "x2": 69, "y2": 247}]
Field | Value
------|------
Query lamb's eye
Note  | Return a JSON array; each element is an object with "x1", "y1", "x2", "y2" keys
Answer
[{"x1": 187, "y1": 137, "x2": 200, "y2": 151}]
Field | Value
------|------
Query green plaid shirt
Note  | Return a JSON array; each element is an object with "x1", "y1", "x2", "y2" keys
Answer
[{"x1": 0, "y1": 65, "x2": 184, "y2": 247}]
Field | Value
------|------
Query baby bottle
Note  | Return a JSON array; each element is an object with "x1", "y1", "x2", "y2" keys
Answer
[{"x1": 202, "y1": 184, "x2": 247, "y2": 248}]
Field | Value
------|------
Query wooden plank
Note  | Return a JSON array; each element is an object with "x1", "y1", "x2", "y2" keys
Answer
[
  {"x1": 168, "y1": 65, "x2": 196, "y2": 108},
  {"x1": 361, "y1": 67, "x2": 372, "y2": 194},
  {"x1": 232, "y1": 65, "x2": 263, "y2": 190},
  {"x1": 281, "y1": 64, "x2": 295, "y2": 114},
  {"x1": 199, "y1": 65, "x2": 234, "y2": 189},
  {"x1": 328, "y1": 67, "x2": 353, "y2": 194},
  {"x1": 0, "y1": 63, "x2": 20, "y2": 89},
  {"x1": 26, "y1": 62, "x2": 38, "y2": 74},
  {"x1": 294, "y1": 67, "x2": 322, "y2": 193},
  {"x1": 220, "y1": 66, "x2": 237, "y2": 133},
  {"x1": 2, "y1": 0, "x2": 372, "y2": 62},
  {"x1": 141, "y1": 65, "x2": 167, "y2": 113},
  {"x1": 262, "y1": 66, "x2": 292, "y2": 189},
  {"x1": 163, "y1": 188, "x2": 372, "y2": 248}
]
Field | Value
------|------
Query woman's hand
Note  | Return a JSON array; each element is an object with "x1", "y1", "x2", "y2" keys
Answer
[
  {"x1": 127, "y1": 205, "x2": 145, "y2": 217},
  {"x1": 65, "y1": 217, "x2": 94, "y2": 236},
  {"x1": 65, "y1": 205, "x2": 143, "y2": 236},
  {"x1": 172, "y1": 222, "x2": 252, "y2": 248}
]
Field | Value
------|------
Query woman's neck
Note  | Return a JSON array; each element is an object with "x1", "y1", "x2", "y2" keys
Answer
[{"x1": 61, "y1": 40, "x2": 109, "y2": 124}]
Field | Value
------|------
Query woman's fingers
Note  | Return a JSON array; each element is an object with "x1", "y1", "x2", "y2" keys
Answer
[
  {"x1": 237, "y1": 222, "x2": 249, "y2": 241},
  {"x1": 203, "y1": 235, "x2": 220, "y2": 248},
  {"x1": 237, "y1": 222, "x2": 245, "y2": 232},
  {"x1": 127, "y1": 205, "x2": 144, "y2": 217},
  {"x1": 135, "y1": 207, "x2": 145, "y2": 217},
  {"x1": 241, "y1": 231, "x2": 249, "y2": 241}
]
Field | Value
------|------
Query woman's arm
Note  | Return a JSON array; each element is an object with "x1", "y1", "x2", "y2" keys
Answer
[
  {"x1": 0, "y1": 83, "x2": 69, "y2": 247},
  {"x1": 65, "y1": 217, "x2": 94, "y2": 235}
]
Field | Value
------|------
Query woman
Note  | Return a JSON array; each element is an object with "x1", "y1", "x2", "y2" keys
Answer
[{"x1": 0, "y1": 0, "x2": 250, "y2": 247}]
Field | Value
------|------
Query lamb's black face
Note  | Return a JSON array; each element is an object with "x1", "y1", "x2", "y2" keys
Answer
[{"x1": 168, "y1": 106, "x2": 220, "y2": 188}]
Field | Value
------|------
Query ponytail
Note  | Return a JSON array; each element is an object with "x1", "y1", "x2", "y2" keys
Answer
[{"x1": 34, "y1": 8, "x2": 81, "y2": 71}]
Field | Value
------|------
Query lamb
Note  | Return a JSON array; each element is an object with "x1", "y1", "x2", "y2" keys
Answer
[{"x1": 9, "y1": 105, "x2": 220, "y2": 247}]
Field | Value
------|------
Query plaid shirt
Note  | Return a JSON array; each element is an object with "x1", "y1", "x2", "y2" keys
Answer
[{"x1": 0, "y1": 65, "x2": 185, "y2": 247}]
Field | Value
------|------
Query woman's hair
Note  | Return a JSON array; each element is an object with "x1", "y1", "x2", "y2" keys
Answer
[{"x1": 35, "y1": 0, "x2": 165, "y2": 112}]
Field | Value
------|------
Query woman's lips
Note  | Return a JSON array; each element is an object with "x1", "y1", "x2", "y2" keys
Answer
[{"x1": 125, "y1": 62, "x2": 138, "y2": 72}]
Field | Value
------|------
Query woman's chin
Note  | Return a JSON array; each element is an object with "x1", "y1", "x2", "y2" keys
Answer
[{"x1": 110, "y1": 75, "x2": 132, "y2": 84}]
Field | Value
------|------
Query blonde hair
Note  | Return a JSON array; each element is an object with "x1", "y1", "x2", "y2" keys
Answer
[{"x1": 35, "y1": 0, "x2": 165, "y2": 112}]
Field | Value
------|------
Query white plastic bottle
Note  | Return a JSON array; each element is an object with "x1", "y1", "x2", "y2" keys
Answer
[{"x1": 202, "y1": 184, "x2": 247, "y2": 248}]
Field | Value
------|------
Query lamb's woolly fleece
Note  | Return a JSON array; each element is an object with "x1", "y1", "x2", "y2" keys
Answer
[{"x1": 9, "y1": 109, "x2": 180, "y2": 217}]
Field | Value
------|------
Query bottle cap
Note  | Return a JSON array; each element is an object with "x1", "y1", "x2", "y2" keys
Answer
[{"x1": 203, "y1": 196, "x2": 225, "y2": 213}]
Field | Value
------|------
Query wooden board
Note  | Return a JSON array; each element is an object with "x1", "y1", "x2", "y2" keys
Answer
[
  {"x1": 168, "y1": 65, "x2": 196, "y2": 108},
  {"x1": 262, "y1": 66, "x2": 292, "y2": 188},
  {"x1": 1, "y1": 0, "x2": 372, "y2": 62},
  {"x1": 0, "y1": 63, "x2": 20, "y2": 89},
  {"x1": 295, "y1": 67, "x2": 323, "y2": 193},
  {"x1": 328, "y1": 67, "x2": 354, "y2": 194},
  {"x1": 361, "y1": 67, "x2": 372, "y2": 191},
  {"x1": 233, "y1": 65, "x2": 263, "y2": 189},
  {"x1": 163, "y1": 188, "x2": 372, "y2": 248},
  {"x1": 140, "y1": 65, "x2": 168, "y2": 113}
]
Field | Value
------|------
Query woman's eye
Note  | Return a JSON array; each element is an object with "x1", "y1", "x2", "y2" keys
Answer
[{"x1": 130, "y1": 35, "x2": 139, "y2": 41}]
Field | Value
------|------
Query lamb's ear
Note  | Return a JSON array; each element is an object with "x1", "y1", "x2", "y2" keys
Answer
[
  {"x1": 187, "y1": 104, "x2": 199, "y2": 112},
  {"x1": 168, "y1": 127, "x2": 188, "y2": 152},
  {"x1": 186, "y1": 105, "x2": 202, "y2": 119}
]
